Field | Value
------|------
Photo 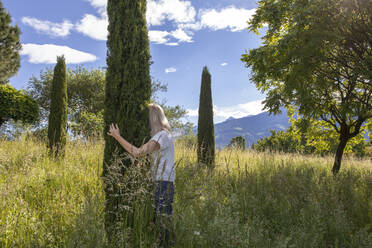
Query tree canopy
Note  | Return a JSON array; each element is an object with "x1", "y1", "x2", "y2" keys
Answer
[
  {"x1": 242, "y1": 0, "x2": 372, "y2": 174},
  {"x1": 27, "y1": 66, "x2": 106, "y2": 138},
  {"x1": 0, "y1": 84, "x2": 39, "y2": 128},
  {"x1": 27, "y1": 66, "x2": 191, "y2": 139},
  {"x1": 252, "y1": 107, "x2": 371, "y2": 157}
]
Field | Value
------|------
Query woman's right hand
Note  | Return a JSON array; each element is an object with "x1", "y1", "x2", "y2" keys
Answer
[{"x1": 107, "y1": 123, "x2": 120, "y2": 139}]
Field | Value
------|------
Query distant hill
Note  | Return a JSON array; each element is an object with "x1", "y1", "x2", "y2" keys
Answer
[
  {"x1": 193, "y1": 109, "x2": 290, "y2": 149},
  {"x1": 191, "y1": 109, "x2": 371, "y2": 149}
]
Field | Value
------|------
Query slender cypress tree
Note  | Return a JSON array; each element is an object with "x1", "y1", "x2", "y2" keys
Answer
[
  {"x1": 197, "y1": 66, "x2": 215, "y2": 166},
  {"x1": 47, "y1": 56, "x2": 67, "y2": 157},
  {"x1": 103, "y1": 0, "x2": 152, "y2": 238}
]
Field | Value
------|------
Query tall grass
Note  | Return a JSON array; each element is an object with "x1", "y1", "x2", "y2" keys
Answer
[{"x1": 0, "y1": 137, "x2": 371, "y2": 247}]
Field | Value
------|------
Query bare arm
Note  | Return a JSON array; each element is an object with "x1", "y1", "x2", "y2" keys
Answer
[{"x1": 107, "y1": 123, "x2": 160, "y2": 157}]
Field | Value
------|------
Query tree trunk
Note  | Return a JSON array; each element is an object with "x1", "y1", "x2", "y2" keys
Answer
[
  {"x1": 332, "y1": 136, "x2": 349, "y2": 175},
  {"x1": 103, "y1": 0, "x2": 151, "y2": 241}
]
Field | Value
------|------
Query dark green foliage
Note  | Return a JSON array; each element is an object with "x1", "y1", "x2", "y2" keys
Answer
[
  {"x1": 0, "y1": 1, "x2": 21, "y2": 84},
  {"x1": 47, "y1": 56, "x2": 67, "y2": 157},
  {"x1": 0, "y1": 84, "x2": 39, "y2": 127},
  {"x1": 242, "y1": 0, "x2": 372, "y2": 174},
  {"x1": 197, "y1": 66, "x2": 215, "y2": 166},
  {"x1": 228, "y1": 136, "x2": 246, "y2": 151},
  {"x1": 103, "y1": 0, "x2": 152, "y2": 239}
]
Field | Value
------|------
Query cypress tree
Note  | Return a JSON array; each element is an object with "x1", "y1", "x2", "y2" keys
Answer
[
  {"x1": 103, "y1": 0, "x2": 152, "y2": 238},
  {"x1": 47, "y1": 56, "x2": 67, "y2": 157},
  {"x1": 197, "y1": 66, "x2": 215, "y2": 166}
]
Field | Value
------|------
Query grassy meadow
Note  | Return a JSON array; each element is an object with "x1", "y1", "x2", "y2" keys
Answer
[{"x1": 0, "y1": 137, "x2": 371, "y2": 247}]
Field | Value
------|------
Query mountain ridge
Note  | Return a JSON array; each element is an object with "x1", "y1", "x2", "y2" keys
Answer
[{"x1": 192, "y1": 109, "x2": 290, "y2": 148}]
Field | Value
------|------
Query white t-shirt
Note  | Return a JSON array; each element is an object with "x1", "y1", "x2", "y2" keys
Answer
[{"x1": 150, "y1": 129, "x2": 175, "y2": 182}]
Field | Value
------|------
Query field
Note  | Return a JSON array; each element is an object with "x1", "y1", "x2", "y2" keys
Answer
[{"x1": 0, "y1": 137, "x2": 371, "y2": 247}]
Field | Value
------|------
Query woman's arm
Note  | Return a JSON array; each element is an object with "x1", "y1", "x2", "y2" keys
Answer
[{"x1": 107, "y1": 123, "x2": 160, "y2": 157}]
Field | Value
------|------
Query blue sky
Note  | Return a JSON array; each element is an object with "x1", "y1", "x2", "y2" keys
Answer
[{"x1": 4, "y1": 0, "x2": 267, "y2": 124}]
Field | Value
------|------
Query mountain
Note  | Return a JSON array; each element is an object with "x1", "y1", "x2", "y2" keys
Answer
[
  {"x1": 191, "y1": 109, "x2": 370, "y2": 149},
  {"x1": 193, "y1": 109, "x2": 290, "y2": 149}
]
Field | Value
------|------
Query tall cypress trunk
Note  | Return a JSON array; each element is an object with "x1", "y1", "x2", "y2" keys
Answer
[
  {"x1": 197, "y1": 66, "x2": 215, "y2": 167},
  {"x1": 332, "y1": 134, "x2": 349, "y2": 175},
  {"x1": 103, "y1": 0, "x2": 151, "y2": 240},
  {"x1": 47, "y1": 56, "x2": 67, "y2": 157}
]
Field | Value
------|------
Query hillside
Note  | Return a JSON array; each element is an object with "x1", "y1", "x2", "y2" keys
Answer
[{"x1": 194, "y1": 109, "x2": 290, "y2": 148}]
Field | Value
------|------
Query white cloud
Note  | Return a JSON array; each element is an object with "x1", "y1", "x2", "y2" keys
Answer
[
  {"x1": 199, "y1": 6, "x2": 256, "y2": 32},
  {"x1": 76, "y1": 1, "x2": 256, "y2": 45},
  {"x1": 75, "y1": 0, "x2": 108, "y2": 40},
  {"x1": 149, "y1": 29, "x2": 192, "y2": 44},
  {"x1": 149, "y1": 30, "x2": 170, "y2": 44},
  {"x1": 75, "y1": 14, "x2": 108, "y2": 40},
  {"x1": 221, "y1": 62, "x2": 228, "y2": 66},
  {"x1": 85, "y1": 0, "x2": 107, "y2": 14},
  {"x1": 187, "y1": 99, "x2": 265, "y2": 119},
  {"x1": 170, "y1": 28, "x2": 193, "y2": 43},
  {"x1": 165, "y1": 42, "x2": 179, "y2": 46},
  {"x1": 147, "y1": 0, "x2": 196, "y2": 26},
  {"x1": 85, "y1": 0, "x2": 106, "y2": 8},
  {"x1": 165, "y1": 67, "x2": 177, "y2": 73},
  {"x1": 83, "y1": 0, "x2": 196, "y2": 27},
  {"x1": 20, "y1": 44, "x2": 97, "y2": 64},
  {"x1": 21, "y1": 17, "x2": 73, "y2": 37}
]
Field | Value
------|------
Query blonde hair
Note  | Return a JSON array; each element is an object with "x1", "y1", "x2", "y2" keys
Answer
[{"x1": 148, "y1": 103, "x2": 171, "y2": 137}]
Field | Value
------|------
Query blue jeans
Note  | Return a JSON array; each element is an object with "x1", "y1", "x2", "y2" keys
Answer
[
  {"x1": 154, "y1": 181, "x2": 174, "y2": 247},
  {"x1": 154, "y1": 181, "x2": 174, "y2": 217}
]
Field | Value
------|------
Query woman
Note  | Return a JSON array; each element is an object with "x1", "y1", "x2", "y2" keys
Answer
[{"x1": 107, "y1": 103, "x2": 175, "y2": 246}]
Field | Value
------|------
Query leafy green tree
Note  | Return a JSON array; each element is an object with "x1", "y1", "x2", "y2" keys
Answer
[
  {"x1": 103, "y1": 0, "x2": 152, "y2": 239},
  {"x1": 0, "y1": 84, "x2": 38, "y2": 128},
  {"x1": 0, "y1": 1, "x2": 21, "y2": 84},
  {"x1": 27, "y1": 67, "x2": 190, "y2": 139},
  {"x1": 253, "y1": 107, "x2": 370, "y2": 157},
  {"x1": 242, "y1": 0, "x2": 372, "y2": 174},
  {"x1": 228, "y1": 136, "x2": 246, "y2": 151},
  {"x1": 47, "y1": 56, "x2": 67, "y2": 157},
  {"x1": 27, "y1": 66, "x2": 105, "y2": 133},
  {"x1": 197, "y1": 66, "x2": 215, "y2": 166},
  {"x1": 0, "y1": 1, "x2": 38, "y2": 131},
  {"x1": 253, "y1": 129, "x2": 298, "y2": 153}
]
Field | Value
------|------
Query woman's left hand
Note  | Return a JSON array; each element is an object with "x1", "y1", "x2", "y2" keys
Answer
[{"x1": 107, "y1": 123, "x2": 120, "y2": 139}]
